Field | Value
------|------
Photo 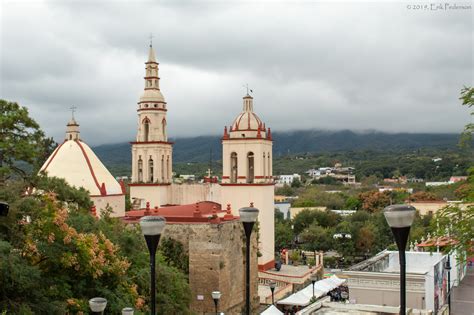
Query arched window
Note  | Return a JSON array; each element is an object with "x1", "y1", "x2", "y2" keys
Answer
[
  {"x1": 162, "y1": 118, "x2": 167, "y2": 139},
  {"x1": 161, "y1": 155, "x2": 165, "y2": 182},
  {"x1": 247, "y1": 152, "x2": 254, "y2": 183},
  {"x1": 138, "y1": 157, "x2": 143, "y2": 182},
  {"x1": 230, "y1": 152, "x2": 238, "y2": 183},
  {"x1": 166, "y1": 156, "x2": 170, "y2": 181},
  {"x1": 143, "y1": 119, "x2": 150, "y2": 142},
  {"x1": 267, "y1": 153, "x2": 271, "y2": 178},
  {"x1": 148, "y1": 157, "x2": 154, "y2": 183},
  {"x1": 263, "y1": 152, "x2": 266, "y2": 179}
]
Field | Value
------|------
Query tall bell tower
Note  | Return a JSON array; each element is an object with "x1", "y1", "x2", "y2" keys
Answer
[
  {"x1": 129, "y1": 44, "x2": 172, "y2": 207},
  {"x1": 220, "y1": 93, "x2": 275, "y2": 270}
]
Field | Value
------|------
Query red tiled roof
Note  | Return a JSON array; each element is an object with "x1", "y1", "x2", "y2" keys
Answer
[{"x1": 123, "y1": 201, "x2": 238, "y2": 224}]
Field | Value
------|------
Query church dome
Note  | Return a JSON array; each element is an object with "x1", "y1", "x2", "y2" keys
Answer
[
  {"x1": 40, "y1": 122, "x2": 123, "y2": 197},
  {"x1": 140, "y1": 89, "x2": 165, "y2": 103},
  {"x1": 227, "y1": 94, "x2": 268, "y2": 139}
]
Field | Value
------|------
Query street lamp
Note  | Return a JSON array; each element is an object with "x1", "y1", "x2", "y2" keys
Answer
[
  {"x1": 383, "y1": 204, "x2": 415, "y2": 315},
  {"x1": 122, "y1": 307, "x2": 134, "y2": 315},
  {"x1": 89, "y1": 297, "x2": 107, "y2": 315},
  {"x1": 211, "y1": 291, "x2": 221, "y2": 315},
  {"x1": 140, "y1": 216, "x2": 166, "y2": 315},
  {"x1": 445, "y1": 256, "x2": 452, "y2": 315},
  {"x1": 310, "y1": 273, "x2": 318, "y2": 298},
  {"x1": 240, "y1": 207, "x2": 259, "y2": 315},
  {"x1": 269, "y1": 281, "x2": 276, "y2": 305}
]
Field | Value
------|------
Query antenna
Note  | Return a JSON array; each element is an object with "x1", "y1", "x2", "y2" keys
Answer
[
  {"x1": 149, "y1": 33, "x2": 154, "y2": 47},
  {"x1": 242, "y1": 84, "x2": 253, "y2": 95},
  {"x1": 70, "y1": 105, "x2": 77, "y2": 119}
]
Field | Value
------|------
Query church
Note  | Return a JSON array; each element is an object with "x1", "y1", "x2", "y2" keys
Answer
[
  {"x1": 39, "y1": 116, "x2": 126, "y2": 217},
  {"x1": 129, "y1": 44, "x2": 275, "y2": 271}
]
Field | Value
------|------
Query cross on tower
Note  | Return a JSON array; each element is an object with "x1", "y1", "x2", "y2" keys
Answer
[
  {"x1": 243, "y1": 83, "x2": 253, "y2": 95},
  {"x1": 149, "y1": 33, "x2": 154, "y2": 48},
  {"x1": 70, "y1": 105, "x2": 77, "y2": 119}
]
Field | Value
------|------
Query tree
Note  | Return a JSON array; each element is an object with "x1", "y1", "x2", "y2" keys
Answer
[
  {"x1": 275, "y1": 222, "x2": 293, "y2": 251},
  {"x1": 458, "y1": 86, "x2": 473, "y2": 148},
  {"x1": 299, "y1": 223, "x2": 334, "y2": 252},
  {"x1": 0, "y1": 176, "x2": 192, "y2": 314},
  {"x1": 358, "y1": 190, "x2": 391, "y2": 213},
  {"x1": 0, "y1": 100, "x2": 55, "y2": 183},
  {"x1": 408, "y1": 191, "x2": 438, "y2": 202},
  {"x1": 275, "y1": 184, "x2": 294, "y2": 196}
]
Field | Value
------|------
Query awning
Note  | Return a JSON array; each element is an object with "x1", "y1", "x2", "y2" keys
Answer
[
  {"x1": 261, "y1": 305, "x2": 284, "y2": 314},
  {"x1": 277, "y1": 275, "x2": 346, "y2": 307}
]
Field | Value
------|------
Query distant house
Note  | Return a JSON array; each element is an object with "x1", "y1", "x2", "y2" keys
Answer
[
  {"x1": 449, "y1": 176, "x2": 468, "y2": 184},
  {"x1": 425, "y1": 181, "x2": 449, "y2": 187},
  {"x1": 305, "y1": 164, "x2": 356, "y2": 185},
  {"x1": 276, "y1": 174, "x2": 301, "y2": 185},
  {"x1": 432, "y1": 157, "x2": 443, "y2": 162}
]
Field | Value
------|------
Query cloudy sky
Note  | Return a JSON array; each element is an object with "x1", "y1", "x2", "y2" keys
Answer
[{"x1": 1, "y1": 0, "x2": 472, "y2": 145}]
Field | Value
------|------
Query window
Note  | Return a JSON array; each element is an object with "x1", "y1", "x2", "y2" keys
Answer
[
  {"x1": 247, "y1": 152, "x2": 254, "y2": 183},
  {"x1": 148, "y1": 157, "x2": 154, "y2": 182},
  {"x1": 138, "y1": 158, "x2": 143, "y2": 182},
  {"x1": 161, "y1": 155, "x2": 165, "y2": 181},
  {"x1": 162, "y1": 119, "x2": 166, "y2": 139},
  {"x1": 263, "y1": 152, "x2": 266, "y2": 178},
  {"x1": 143, "y1": 120, "x2": 150, "y2": 142},
  {"x1": 230, "y1": 152, "x2": 238, "y2": 183},
  {"x1": 267, "y1": 153, "x2": 271, "y2": 177}
]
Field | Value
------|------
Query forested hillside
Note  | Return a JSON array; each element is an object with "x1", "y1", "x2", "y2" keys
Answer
[{"x1": 94, "y1": 129, "x2": 461, "y2": 165}]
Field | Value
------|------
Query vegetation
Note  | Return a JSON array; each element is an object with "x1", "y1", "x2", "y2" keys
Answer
[{"x1": 0, "y1": 100, "x2": 191, "y2": 314}]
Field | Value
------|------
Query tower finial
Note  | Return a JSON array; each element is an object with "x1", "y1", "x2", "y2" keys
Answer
[
  {"x1": 242, "y1": 83, "x2": 253, "y2": 96},
  {"x1": 70, "y1": 105, "x2": 77, "y2": 120},
  {"x1": 149, "y1": 33, "x2": 154, "y2": 48}
]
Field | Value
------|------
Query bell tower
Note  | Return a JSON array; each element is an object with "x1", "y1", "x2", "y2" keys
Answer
[
  {"x1": 129, "y1": 44, "x2": 173, "y2": 207},
  {"x1": 220, "y1": 93, "x2": 275, "y2": 270}
]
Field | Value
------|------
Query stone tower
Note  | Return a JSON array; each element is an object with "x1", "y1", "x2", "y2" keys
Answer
[
  {"x1": 220, "y1": 93, "x2": 275, "y2": 270},
  {"x1": 129, "y1": 45, "x2": 172, "y2": 207}
]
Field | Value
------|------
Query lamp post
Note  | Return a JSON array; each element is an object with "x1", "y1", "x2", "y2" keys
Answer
[
  {"x1": 89, "y1": 297, "x2": 107, "y2": 315},
  {"x1": 310, "y1": 273, "x2": 318, "y2": 298},
  {"x1": 211, "y1": 291, "x2": 221, "y2": 315},
  {"x1": 445, "y1": 255, "x2": 452, "y2": 315},
  {"x1": 121, "y1": 307, "x2": 134, "y2": 315},
  {"x1": 140, "y1": 216, "x2": 166, "y2": 315},
  {"x1": 383, "y1": 204, "x2": 415, "y2": 315},
  {"x1": 240, "y1": 207, "x2": 259, "y2": 315},
  {"x1": 269, "y1": 281, "x2": 276, "y2": 305}
]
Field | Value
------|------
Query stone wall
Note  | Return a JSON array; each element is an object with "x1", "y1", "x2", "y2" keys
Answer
[{"x1": 162, "y1": 220, "x2": 258, "y2": 314}]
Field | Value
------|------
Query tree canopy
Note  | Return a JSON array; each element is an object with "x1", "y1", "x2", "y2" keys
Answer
[{"x1": 0, "y1": 100, "x2": 55, "y2": 183}]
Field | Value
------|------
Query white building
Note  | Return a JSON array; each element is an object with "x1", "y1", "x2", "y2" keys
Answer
[
  {"x1": 129, "y1": 45, "x2": 275, "y2": 270},
  {"x1": 343, "y1": 251, "x2": 455, "y2": 313},
  {"x1": 276, "y1": 174, "x2": 301, "y2": 185},
  {"x1": 40, "y1": 118, "x2": 125, "y2": 217}
]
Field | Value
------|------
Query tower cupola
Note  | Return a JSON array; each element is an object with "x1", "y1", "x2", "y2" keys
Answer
[{"x1": 65, "y1": 117, "x2": 80, "y2": 141}]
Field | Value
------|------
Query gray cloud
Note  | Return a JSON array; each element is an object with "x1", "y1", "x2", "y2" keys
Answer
[{"x1": 1, "y1": 0, "x2": 472, "y2": 146}]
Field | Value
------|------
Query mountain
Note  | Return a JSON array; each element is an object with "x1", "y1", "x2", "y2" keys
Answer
[{"x1": 93, "y1": 130, "x2": 461, "y2": 166}]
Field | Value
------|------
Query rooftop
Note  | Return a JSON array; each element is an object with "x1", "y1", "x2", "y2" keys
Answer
[
  {"x1": 123, "y1": 201, "x2": 238, "y2": 224},
  {"x1": 347, "y1": 250, "x2": 444, "y2": 274}
]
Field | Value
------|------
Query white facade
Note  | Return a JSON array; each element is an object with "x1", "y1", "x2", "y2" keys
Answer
[
  {"x1": 130, "y1": 45, "x2": 173, "y2": 206},
  {"x1": 128, "y1": 46, "x2": 276, "y2": 270},
  {"x1": 40, "y1": 119, "x2": 125, "y2": 217},
  {"x1": 344, "y1": 251, "x2": 451, "y2": 313},
  {"x1": 276, "y1": 174, "x2": 301, "y2": 185}
]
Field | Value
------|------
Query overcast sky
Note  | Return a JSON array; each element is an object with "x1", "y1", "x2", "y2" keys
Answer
[{"x1": 1, "y1": 0, "x2": 472, "y2": 145}]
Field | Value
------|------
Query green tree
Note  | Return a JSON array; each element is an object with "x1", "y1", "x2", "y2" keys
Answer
[
  {"x1": 458, "y1": 86, "x2": 473, "y2": 148},
  {"x1": 299, "y1": 223, "x2": 334, "y2": 252},
  {"x1": 275, "y1": 221, "x2": 293, "y2": 251},
  {"x1": 275, "y1": 184, "x2": 295, "y2": 196},
  {"x1": 0, "y1": 100, "x2": 55, "y2": 183}
]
